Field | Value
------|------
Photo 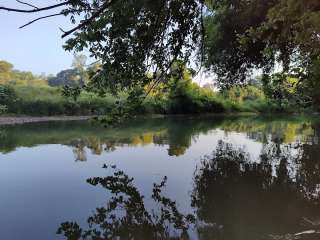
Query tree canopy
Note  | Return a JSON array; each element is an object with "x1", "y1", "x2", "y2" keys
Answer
[
  {"x1": 203, "y1": 0, "x2": 320, "y2": 86},
  {"x1": 1, "y1": 0, "x2": 204, "y2": 93},
  {"x1": 1, "y1": 0, "x2": 319, "y2": 105}
]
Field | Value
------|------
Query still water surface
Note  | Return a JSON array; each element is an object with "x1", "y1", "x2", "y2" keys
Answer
[{"x1": 0, "y1": 115, "x2": 319, "y2": 240}]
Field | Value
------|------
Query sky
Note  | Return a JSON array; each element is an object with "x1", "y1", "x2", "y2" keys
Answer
[{"x1": 0, "y1": 0, "x2": 75, "y2": 75}]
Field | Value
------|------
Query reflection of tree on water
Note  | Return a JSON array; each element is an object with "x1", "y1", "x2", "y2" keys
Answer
[
  {"x1": 57, "y1": 166, "x2": 195, "y2": 240},
  {"x1": 0, "y1": 117, "x2": 318, "y2": 159},
  {"x1": 151, "y1": 117, "x2": 224, "y2": 156},
  {"x1": 66, "y1": 117, "x2": 320, "y2": 160},
  {"x1": 0, "y1": 128, "x2": 5, "y2": 138},
  {"x1": 192, "y1": 140, "x2": 320, "y2": 240},
  {"x1": 296, "y1": 123, "x2": 320, "y2": 201},
  {"x1": 65, "y1": 117, "x2": 224, "y2": 160},
  {"x1": 72, "y1": 146, "x2": 87, "y2": 162},
  {"x1": 69, "y1": 138, "x2": 118, "y2": 161},
  {"x1": 58, "y1": 132, "x2": 320, "y2": 240}
]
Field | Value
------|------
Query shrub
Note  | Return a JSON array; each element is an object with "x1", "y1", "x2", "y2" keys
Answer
[{"x1": 0, "y1": 84, "x2": 17, "y2": 106}]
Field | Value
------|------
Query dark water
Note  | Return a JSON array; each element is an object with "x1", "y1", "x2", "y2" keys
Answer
[{"x1": 0, "y1": 115, "x2": 320, "y2": 240}]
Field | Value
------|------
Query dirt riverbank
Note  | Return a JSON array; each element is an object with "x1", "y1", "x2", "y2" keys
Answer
[{"x1": 0, "y1": 116, "x2": 92, "y2": 125}]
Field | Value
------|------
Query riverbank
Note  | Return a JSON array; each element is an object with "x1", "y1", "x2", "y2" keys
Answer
[
  {"x1": 0, "y1": 116, "x2": 93, "y2": 126},
  {"x1": 0, "y1": 111, "x2": 313, "y2": 126}
]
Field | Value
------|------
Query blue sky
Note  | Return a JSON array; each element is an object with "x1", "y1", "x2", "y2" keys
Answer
[{"x1": 0, "y1": 0, "x2": 77, "y2": 75}]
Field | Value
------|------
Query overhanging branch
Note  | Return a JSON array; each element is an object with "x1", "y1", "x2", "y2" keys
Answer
[
  {"x1": 61, "y1": 0, "x2": 117, "y2": 38},
  {"x1": 0, "y1": 1, "x2": 69, "y2": 13},
  {"x1": 20, "y1": 13, "x2": 66, "y2": 29},
  {"x1": 16, "y1": 0, "x2": 39, "y2": 10},
  {"x1": 0, "y1": 0, "x2": 118, "y2": 38}
]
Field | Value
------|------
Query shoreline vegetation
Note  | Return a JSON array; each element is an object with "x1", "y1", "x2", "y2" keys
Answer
[
  {"x1": 0, "y1": 59, "x2": 317, "y2": 120},
  {"x1": 0, "y1": 81, "x2": 315, "y2": 122}
]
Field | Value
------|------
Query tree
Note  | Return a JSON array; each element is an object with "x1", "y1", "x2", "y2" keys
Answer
[
  {"x1": 0, "y1": 60, "x2": 46, "y2": 86},
  {"x1": 203, "y1": 0, "x2": 320, "y2": 85},
  {"x1": 48, "y1": 54, "x2": 89, "y2": 87},
  {"x1": 203, "y1": 0, "x2": 277, "y2": 88},
  {"x1": 0, "y1": 85, "x2": 17, "y2": 113},
  {"x1": 48, "y1": 69, "x2": 82, "y2": 87},
  {"x1": 0, "y1": 61, "x2": 14, "y2": 84},
  {"x1": 72, "y1": 53, "x2": 88, "y2": 86},
  {"x1": 242, "y1": 0, "x2": 320, "y2": 70},
  {"x1": 71, "y1": 53, "x2": 87, "y2": 71},
  {"x1": 0, "y1": 61, "x2": 13, "y2": 73},
  {"x1": 202, "y1": 0, "x2": 320, "y2": 107},
  {"x1": 0, "y1": 0, "x2": 204, "y2": 94}
]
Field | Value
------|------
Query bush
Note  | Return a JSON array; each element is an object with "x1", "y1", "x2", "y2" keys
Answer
[
  {"x1": 0, "y1": 84, "x2": 17, "y2": 106},
  {"x1": 6, "y1": 98, "x2": 115, "y2": 116}
]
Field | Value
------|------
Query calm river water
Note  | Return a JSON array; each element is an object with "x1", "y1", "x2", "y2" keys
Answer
[{"x1": 0, "y1": 115, "x2": 319, "y2": 240}]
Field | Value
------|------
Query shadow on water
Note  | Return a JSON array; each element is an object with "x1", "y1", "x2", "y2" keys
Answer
[{"x1": 57, "y1": 121, "x2": 320, "y2": 240}]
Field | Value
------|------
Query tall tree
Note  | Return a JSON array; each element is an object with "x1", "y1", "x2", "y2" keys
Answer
[
  {"x1": 48, "y1": 69, "x2": 82, "y2": 87},
  {"x1": 72, "y1": 53, "x2": 88, "y2": 86}
]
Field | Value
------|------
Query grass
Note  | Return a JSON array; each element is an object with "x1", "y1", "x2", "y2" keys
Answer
[
  {"x1": 5, "y1": 85, "x2": 116, "y2": 116},
  {"x1": 14, "y1": 85, "x2": 63, "y2": 102}
]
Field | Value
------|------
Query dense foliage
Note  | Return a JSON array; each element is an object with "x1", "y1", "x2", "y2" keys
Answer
[
  {"x1": 203, "y1": 0, "x2": 320, "y2": 107},
  {"x1": 63, "y1": 0, "x2": 204, "y2": 94}
]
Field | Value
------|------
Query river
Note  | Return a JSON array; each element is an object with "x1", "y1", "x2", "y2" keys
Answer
[{"x1": 0, "y1": 115, "x2": 319, "y2": 240}]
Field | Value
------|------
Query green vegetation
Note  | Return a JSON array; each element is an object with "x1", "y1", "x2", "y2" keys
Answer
[
  {"x1": 143, "y1": 67, "x2": 271, "y2": 114},
  {"x1": 2, "y1": 85, "x2": 116, "y2": 116},
  {"x1": 0, "y1": 58, "x2": 115, "y2": 116},
  {"x1": 0, "y1": 59, "x2": 304, "y2": 116}
]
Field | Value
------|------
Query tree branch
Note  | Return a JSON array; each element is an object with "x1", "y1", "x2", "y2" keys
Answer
[
  {"x1": 0, "y1": 1, "x2": 69, "y2": 13},
  {"x1": 16, "y1": 0, "x2": 38, "y2": 10},
  {"x1": 20, "y1": 13, "x2": 66, "y2": 29},
  {"x1": 61, "y1": 0, "x2": 117, "y2": 38}
]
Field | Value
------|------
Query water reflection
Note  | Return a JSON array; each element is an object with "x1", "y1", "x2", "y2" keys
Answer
[
  {"x1": 1, "y1": 116, "x2": 320, "y2": 239},
  {"x1": 0, "y1": 116, "x2": 318, "y2": 160},
  {"x1": 57, "y1": 165, "x2": 195, "y2": 240},
  {"x1": 57, "y1": 125, "x2": 320, "y2": 239},
  {"x1": 192, "y1": 138, "x2": 320, "y2": 240}
]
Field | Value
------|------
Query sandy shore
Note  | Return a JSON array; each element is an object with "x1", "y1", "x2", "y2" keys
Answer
[{"x1": 0, "y1": 116, "x2": 93, "y2": 126}]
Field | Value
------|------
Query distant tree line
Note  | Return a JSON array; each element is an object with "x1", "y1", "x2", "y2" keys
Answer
[
  {"x1": 47, "y1": 54, "x2": 90, "y2": 87},
  {"x1": 0, "y1": 60, "x2": 46, "y2": 86},
  {"x1": 0, "y1": 54, "x2": 96, "y2": 88}
]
